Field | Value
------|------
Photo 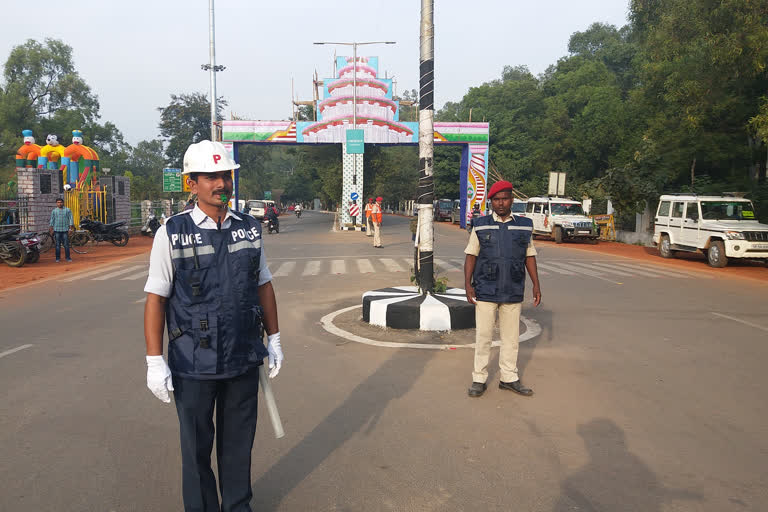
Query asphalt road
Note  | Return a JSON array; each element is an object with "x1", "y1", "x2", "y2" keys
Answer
[{"x1": 1, "y1": 210, "x2": 766, "y2": 511}]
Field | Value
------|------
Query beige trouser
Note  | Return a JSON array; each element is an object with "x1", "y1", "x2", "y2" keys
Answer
[
  {"x1": 366, "y1": 216, "x2": 373, "y2": 236},
  {"x1": 473, "y1": 300, "x2": 521, "y2": 383},
  {"x1": 373, "y1": 222, "x2": 382, "y2": 246}
]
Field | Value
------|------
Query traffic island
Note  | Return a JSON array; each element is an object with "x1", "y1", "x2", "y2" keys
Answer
[
  {"x1": 321, "y1": 300, "x2": 541, "y2": 350},
  {"x1": 361, "y1": 286, "x2": 475, "y2": 331}
]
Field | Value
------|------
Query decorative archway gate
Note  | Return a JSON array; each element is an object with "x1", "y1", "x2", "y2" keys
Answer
[{"x1": 220, "y1": 56, "x2": 490, "y2": 229}]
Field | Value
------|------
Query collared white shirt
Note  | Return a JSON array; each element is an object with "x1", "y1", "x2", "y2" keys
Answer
[
  {"x1": 464, "y1": 212, "x2": 537, "y2": 257},
  {"x1": 144, "y1": 205, "x2": 272, "y2": 298}
]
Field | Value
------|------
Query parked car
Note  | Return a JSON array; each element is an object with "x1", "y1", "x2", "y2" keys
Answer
[
  {"x1": 434, "y1": 198, "x2": 454, "y2": 222},
  {"x1": 523, "y1": 197, "x2": 598, "y2": 244},
  {"x1": 652, "y1": 193, "x2": 768, "y2": 267},
  {"x1": 512, "y1": 198, "x2": 527, "y2": 214}
]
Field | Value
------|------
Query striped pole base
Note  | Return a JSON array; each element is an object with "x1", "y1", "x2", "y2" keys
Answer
[
  {"x1": 341, "y1": 225, "x2": 366, "y2": 231},
  {"x1": 362, "y1": 286, "x2": 475, "y2": 331}
]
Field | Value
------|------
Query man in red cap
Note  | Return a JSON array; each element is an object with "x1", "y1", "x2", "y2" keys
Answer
[
  {"x1": 365, "y1": 198, "x2": 374, "y2": 237},
  {"x1": 371, "y1": 197, "x2": 383, "y2": 247},
  {"x1": 464, "y1": 180, "x2": 541, "y2": 398}
]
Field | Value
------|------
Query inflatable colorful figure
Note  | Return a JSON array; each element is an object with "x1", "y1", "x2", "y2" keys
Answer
[
  {"x1": 61, "y1": 129, "x2": 100, "y2": 189},
  {"x1": 38, "y1": 134, "x2": 66, "y2": 170},
  {"x1": 15, "y1": 130, "x2": 42, "y2": 167}
]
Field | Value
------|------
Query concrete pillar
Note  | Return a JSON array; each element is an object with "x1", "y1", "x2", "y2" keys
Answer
[{"x1": 340, "y1": 143, "x2": 364, "y2": 228}]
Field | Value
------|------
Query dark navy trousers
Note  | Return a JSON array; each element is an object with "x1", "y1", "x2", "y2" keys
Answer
[{"x1": 172, "y1": 367, "x2": 260, "y2": 512}]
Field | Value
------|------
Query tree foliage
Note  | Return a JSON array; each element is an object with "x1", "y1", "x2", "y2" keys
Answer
[{"x1": 157, "y1": 92, "x2": 226, "y2": 168}]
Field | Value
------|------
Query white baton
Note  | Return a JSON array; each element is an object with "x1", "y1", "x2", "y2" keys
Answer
[{"x1": 258, "y1": 364, "x2": 285, "y2": 439}]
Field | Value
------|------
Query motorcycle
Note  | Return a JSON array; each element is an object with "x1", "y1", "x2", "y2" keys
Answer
[
  {"x1": 0, "y1": 227, "x2": 27, "y2": 267},
  {"x1": 295, "y1": 209, "x2": 302, "y2": 218},
  {"x1": 467, "y1": 209, "x2": 483, "y2": 231},
  {"x1": 79, "y1": 218, "x2": 130, "y2": 246},
  {"x1": 265, "y1": 216, "x2": 279, "y2": 234},
  {"x1": 19, "y1": 233, "x2": 41, "y2": 263},
  {"x1": 141, "y1": 212, "x2": 164, "y2": 237}
]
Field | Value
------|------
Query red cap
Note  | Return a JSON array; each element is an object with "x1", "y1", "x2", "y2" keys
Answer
[
  {"x1": 369, "y1": 197, "x2": 374, "y2": 202},
  {"x1": 488, "y1": 180, "x2": 514, "y2": 198},
  {"x1": 376, "y1": 196, "x2": 383, "y2": 201}
]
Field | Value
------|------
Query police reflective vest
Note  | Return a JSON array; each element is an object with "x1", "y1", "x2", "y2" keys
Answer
[
  {"x1": 364, "y1": 202, "x2": 373, "y2": 219},
  {"x1": 471, "y1": 214, "x2": 533, "y2": 303},
  {"x1": 164, "y1": 211, "x2": 268, "y2": 379}
]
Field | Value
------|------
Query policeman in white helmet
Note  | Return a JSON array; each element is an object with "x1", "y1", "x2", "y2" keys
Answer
[{"x1": 143, "y1": 140, "x2": 283, "y2": 512}]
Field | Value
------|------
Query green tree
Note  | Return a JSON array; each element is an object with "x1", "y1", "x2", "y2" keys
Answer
[{"x1": 158, "y1": 92, "x2": 227, "y2": 168}]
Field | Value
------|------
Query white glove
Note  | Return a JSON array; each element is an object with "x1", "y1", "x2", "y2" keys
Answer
[
  {"x1": 146, "y1": 355, "x2": 174, "y2": 403},
  {"x1": 267, "y1": 332, "x2": 283, "y2": 379}
]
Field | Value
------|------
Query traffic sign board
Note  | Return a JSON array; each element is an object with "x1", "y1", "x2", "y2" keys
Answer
[
  {"x1": 349, "y1": 203, "x2": 360, "y2": 217},
  {"x1": 346, "y1": 129, "x2": 364, "y2": 154},
  {"x1": 351, "y1": 192, "x2": 359, "y2": 200},
  {"x1": 163, "y1": 168, "x2": 182, "y2": 192}
]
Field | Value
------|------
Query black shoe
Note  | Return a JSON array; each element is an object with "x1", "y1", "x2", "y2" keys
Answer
[
  {"x1": 499, "y1": 380, "x2": 533, "y2": 396},
  {"x1": 468, "y1": 382, "x2": 487, "y2": 397}
]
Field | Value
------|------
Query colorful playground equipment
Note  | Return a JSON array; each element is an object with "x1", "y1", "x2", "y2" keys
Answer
[
  {"x1": 38, "y1": 134, "x2": 66, "y2": 171},
  {"x1": 15, "y1": 130, "x2": 41, "y2": 167},
  {"x1": 26, "y1": 129, "x2": 100, "y2": 190}
]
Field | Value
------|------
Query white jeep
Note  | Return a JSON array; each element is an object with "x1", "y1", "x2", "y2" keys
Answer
[
  {"x1": 521, "y1": 197, "x2": 598, "y2": 244},
  {"x1": 653, "y1": 194, "x2": 768, "y2": 267}
]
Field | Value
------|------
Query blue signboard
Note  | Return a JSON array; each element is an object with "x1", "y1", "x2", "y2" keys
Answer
[
  {"x1": 351, "y1": 192, "x2": 359, "y2": 201},
  {"x1": 346, "y1": 129, "x2": 365, "y2": 154}
]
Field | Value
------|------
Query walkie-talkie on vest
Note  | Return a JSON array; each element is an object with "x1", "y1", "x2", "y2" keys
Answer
[{"x1": 190, "y1": 232, "x2": 201, "y2": 296}]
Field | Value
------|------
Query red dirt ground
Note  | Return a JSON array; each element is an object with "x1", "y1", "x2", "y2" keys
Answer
[{"x1": 0, "y1": 234, "x2": 154, "y2": 292}]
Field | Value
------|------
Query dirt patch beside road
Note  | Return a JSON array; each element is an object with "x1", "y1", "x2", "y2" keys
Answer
[
  {"x1": 0, "y1": 235, "x2": 153, "y2": 292},
  {"x1": 534, "y1": 238, "x2": 768, "y2": 283}
]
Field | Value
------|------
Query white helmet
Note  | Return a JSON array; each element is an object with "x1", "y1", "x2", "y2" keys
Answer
[{"x1": 182, "y1": 140, "x2": 240, "y2": 174}]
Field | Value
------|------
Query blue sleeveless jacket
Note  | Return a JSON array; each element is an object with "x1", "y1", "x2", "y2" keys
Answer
[
  {"x1": 472, "y1": 214, "x2": 533, "y2": 303},
  {"x1": 164, "y1": 210, "x2": 268, "y2": 379}
]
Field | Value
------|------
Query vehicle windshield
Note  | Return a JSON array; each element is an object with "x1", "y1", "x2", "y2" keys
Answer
[
  {"x1": 700, "y1": 201, "x2": 756, "y2": 220},
  {"x1": 248, "y1": 201, "x2": 265, "y2": 209},
  {"x1": 439, "y1": 201, "x2": 453, "y2": 209},
  {"x1": 512, "y1": 202, "x2": 526, "y2": 213},
  {"x1": 550, "y1": 202, "x2": 585, "y2": 216}
]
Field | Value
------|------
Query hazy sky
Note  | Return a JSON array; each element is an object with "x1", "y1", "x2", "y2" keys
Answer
[{"x1": 2, "y1": 0, "x2": 630, "y2": 146}]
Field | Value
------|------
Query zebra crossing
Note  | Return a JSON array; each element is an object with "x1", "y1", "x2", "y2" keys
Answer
[{"x1": 61, "y1": 257, "x2": 712, "y2": 283}]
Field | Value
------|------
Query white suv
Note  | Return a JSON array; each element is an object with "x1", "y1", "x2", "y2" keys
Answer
[
  {"x1": 520, "y1": 197, "x2": 598, "y2": 244},
  {"x1": 653, "y1": 194, "x2": 768, "y2": 267}
]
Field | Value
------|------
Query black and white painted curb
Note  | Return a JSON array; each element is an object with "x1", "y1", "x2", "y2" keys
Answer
[
  {"x1": 320, "y1": 304, "x2": 541, "y2": 350},
  {"x1": 362, "y1": 286, "x2": 475, "y2": 331}
]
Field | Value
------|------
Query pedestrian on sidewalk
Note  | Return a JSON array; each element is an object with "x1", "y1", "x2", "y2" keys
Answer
[
  {"x1": 364, "y1": 197, "x2": 374, "y2": 237},
  {"x1": 371, "y1": 196, "x2": 383, "y2": 248},
  {"x1": 49, "y1": 197, "x2": 74, "y2": 262},
  {"x1": 143, "y1": 140, "x2": 284, "y2": 512},
  {"x1": 464, "y1": 180, "x2": 541, "y2": 398}
]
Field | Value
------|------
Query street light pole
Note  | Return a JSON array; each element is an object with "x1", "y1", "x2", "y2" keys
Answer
[
  {"x1": 208, "y1": 0, "x2": 217, "y2": 141},
  {"x1": 202, "y1": 0, "x2": 226, "y2": 141}
]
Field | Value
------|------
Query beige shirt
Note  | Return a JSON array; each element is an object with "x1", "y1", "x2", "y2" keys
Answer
[{"x1": 464, "y1": 212, "x2": 537, "y2": 257}]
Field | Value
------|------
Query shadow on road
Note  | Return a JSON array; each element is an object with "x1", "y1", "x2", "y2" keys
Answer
[
  {"x1": 250, "y1": 348, "x2": 434, "y2": 510},
  {"x1": 553, "y1": 418, "x2": 703, "y2": 511}
]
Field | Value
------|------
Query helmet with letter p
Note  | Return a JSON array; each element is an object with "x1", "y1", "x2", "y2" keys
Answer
[{"x1": 182, "y1": 140, "x2": 240, "y2": 174}]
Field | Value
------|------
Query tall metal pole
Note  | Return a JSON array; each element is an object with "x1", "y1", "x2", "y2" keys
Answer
[
  {"x1": 352, "y1": 43, "x2": 357, "y2": 195},
  {"x1": 208, "y1": 0, "x2": 217, "y2": 141},
  {"x1": 417, "y1": 0, "x2": 435, "y2": 293}
]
